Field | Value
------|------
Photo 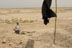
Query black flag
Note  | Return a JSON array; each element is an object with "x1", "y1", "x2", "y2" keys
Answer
[{"x1": 42, "y1": 0, "x2": 56, "y2": 25}]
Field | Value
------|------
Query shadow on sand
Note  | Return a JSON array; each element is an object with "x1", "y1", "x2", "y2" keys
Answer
[{"x1": 24, "y1": 39, "x2": 34, "y2": 48}]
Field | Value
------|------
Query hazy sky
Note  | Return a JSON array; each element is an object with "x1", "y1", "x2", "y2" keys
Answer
[{"x1": 0, "y1": 0, "x2": 72, "y2": 8}]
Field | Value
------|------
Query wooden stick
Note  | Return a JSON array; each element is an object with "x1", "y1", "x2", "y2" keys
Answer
[{"x1": 53, "y1": 0, "x2": 57, "y2": 44}]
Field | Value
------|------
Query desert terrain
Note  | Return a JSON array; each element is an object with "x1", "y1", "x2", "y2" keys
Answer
[{"x1": 0, "y1": 8, "x2": 72, "y2": 48}]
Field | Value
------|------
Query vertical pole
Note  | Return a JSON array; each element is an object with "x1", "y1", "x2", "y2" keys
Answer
[{"x1": 53, "y1": 0, "x2": 57, "y2": 44}]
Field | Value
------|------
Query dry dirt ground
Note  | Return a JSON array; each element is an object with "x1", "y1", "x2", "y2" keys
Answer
[{"x1": 0, "y1": 8, "x2": 72, "y2": 48}]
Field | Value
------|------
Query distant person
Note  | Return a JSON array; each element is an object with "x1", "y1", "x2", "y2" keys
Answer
[{"x1": 14, "y1": 22, "x2": 20, "y2": 34}]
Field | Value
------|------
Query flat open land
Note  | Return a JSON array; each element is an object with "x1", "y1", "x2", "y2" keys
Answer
[{"x1": 0, "y1": 8, "x2": 72, "y2": 48}]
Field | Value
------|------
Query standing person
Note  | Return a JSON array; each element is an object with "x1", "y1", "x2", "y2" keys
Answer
[{"x1": 14, "y1": 22, "x2": 20, "y2": 34}]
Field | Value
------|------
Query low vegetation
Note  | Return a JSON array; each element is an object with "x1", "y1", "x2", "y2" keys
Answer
[{"x1": 0, "y1": 18, "x2": 35, "y2": 24}]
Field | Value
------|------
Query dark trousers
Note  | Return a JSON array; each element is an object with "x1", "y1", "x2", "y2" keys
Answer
[{"x1": 15, "y1": 30, "x2": 20, "y2": 34}]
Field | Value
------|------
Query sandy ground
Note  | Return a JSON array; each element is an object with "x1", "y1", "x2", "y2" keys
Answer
[{"x1": 0, "y1": 8, "x2": 72, "y2": 48}]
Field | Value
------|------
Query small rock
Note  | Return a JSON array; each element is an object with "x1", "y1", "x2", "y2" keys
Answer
[{"x1": 2, "y1": 41, "x2": 6, "y2": 44}]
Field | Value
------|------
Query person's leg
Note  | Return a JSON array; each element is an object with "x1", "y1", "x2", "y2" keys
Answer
[
  {"x1": 15, "y1": 30, "x2": 17, "y2": 34},
  {"x1": 17, "y1": 30, "x2": 20, "y2": 34},
  {"x1": 15, "y1": 30, "x2": 20, "y2": 34}
]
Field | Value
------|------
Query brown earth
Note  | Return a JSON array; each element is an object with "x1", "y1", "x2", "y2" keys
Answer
[{"x1": 0, "y1": 8, "x2": 72, "y2": 48}]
